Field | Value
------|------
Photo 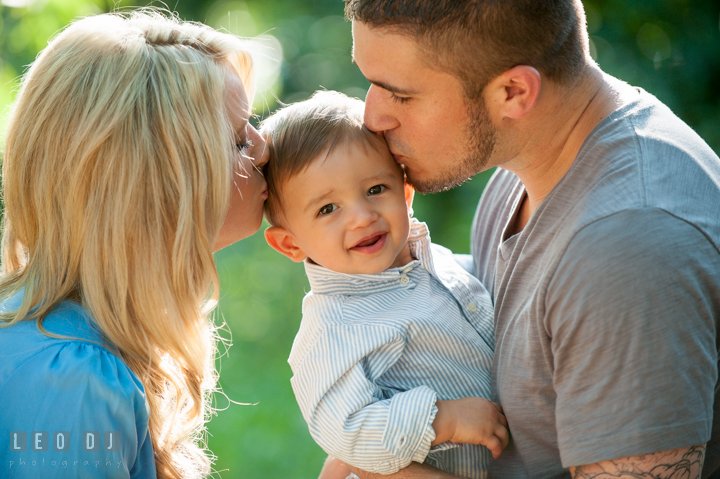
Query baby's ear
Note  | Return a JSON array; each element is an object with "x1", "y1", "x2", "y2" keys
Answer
[
  {"x1": 264, "y1": 226, "x2": 308, "y2": 262},
  {"x1": 404, "y1": 183, "x2": 415, "y2": 217}
]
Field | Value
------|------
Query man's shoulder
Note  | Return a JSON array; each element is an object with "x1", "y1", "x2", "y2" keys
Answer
[
  {"x1": 518, "y1": 89, "x2": 720, "y2": 251},
  {"x1": 575, "y1": 90, "x2": 720, "y2": 245},
  {"x1": 583, "y1": 88, "x2": 718, "y2": 182},
  {"x1": 476, "y1": 88, "x2": 719, "y2": 219},
  {"x1": 557, "y1": 207, "x2": 719, "y2": 282}
]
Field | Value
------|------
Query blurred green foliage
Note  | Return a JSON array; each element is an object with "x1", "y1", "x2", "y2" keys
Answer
[{"x1": 1, "y1": 0, "x2": 719, "y2": 477}]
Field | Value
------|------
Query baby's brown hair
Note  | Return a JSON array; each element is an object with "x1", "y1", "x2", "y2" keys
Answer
[{"x1": 259, "y1": 90, "x2": 386, "y2": 226}]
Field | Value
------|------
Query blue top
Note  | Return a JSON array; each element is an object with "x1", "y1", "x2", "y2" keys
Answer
[
  {"x1": 0, "y1": 292, "x2": 156, "y2": 478},
  {"x1": 290, "y1": 220, "x2": 495, "y2": 478}
]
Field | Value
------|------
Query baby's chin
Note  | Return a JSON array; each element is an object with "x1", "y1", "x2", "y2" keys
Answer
[
  {"x1": 313, "y1": 261, "x2": 393, "y2": 275},
  {"x1": 312, "y1": 253, "x2": 407, "y2": 275}
]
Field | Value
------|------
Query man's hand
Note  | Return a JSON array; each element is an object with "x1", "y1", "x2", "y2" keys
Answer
[
  {"x1": 432, "y1": 397, "x2": 510, "y2": 459},
  {"x1": 570, "y1": 444, "x2": 706, "y2": 478}
]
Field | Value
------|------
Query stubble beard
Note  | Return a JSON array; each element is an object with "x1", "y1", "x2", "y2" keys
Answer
[{"x1": 407, "y1": 96, "x2": 497, "y2": 194}]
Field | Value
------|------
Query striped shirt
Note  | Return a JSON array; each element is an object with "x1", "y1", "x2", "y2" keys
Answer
[{"x1": 289, "y1": 219, "x2": 495, "y2": 477}]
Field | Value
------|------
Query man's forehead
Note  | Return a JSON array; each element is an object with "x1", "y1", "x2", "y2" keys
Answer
[
  {"x1": 353, "y1": 21, "x2": 419, "y2": 54},
  {"x1": 351, "y1": 20, "x2": 424, "y2": 93}
]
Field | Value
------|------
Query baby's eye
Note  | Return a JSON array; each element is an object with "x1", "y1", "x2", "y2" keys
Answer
[
  {"x1": 318, "y1": 204, "x2": 338, "y2": 216},
  {"x1": 368, "y1": 185, "x2": 386, "y2": 196}
]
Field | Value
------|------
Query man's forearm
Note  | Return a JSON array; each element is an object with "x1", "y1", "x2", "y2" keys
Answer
[
  {"x1": 570, "y1": 444, "x2": 705, "y2": 479},
  {"x1": 350, "y1": 462, "x2": 461, "y2": 479}
]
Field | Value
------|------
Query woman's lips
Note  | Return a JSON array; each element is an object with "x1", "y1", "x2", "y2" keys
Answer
[{"x1": 350, "y1": 233, "x2": 387, "y2": 254}]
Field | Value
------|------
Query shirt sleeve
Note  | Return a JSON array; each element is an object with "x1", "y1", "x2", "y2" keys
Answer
[
  {"x1": 290, "y1": 320, "x2": 438, "y2": 474},
  {"x1": 546, "y1": 208, "x2": 719, "y2": 467},
  {"x1": 0, "y1": 340, "x2": 156, "y2": 479}
]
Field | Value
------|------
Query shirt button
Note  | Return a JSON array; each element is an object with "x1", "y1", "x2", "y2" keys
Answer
[
  {"x1": 467, "y1": 302, "x2": 477, "y2": 313},
  {"x1": 400, "y1": 274, "x2": 410, "y2": 285}
]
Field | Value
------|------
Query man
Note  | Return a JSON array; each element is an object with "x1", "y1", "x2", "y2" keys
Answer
[{"x1": 337, "y1": 0, "x2": 720, "y2": 477}]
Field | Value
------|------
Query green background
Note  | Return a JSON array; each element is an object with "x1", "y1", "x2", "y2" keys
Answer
[{"x1": 1, "y1": 0, "x2": 719, "y2": 477}]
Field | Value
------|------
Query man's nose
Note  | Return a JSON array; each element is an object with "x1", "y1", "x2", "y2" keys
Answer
[{"x1": 364, "y1": 84, "x2": 400, "y2": 133}]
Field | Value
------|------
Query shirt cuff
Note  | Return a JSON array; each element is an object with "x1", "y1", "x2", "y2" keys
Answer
[{"x1": 381, "y1": 386, "x2": 438, "y2": 462}]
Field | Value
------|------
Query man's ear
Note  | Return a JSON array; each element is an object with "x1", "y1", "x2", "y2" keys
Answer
[
  {"x1": 487, "y1": 65, "x2": 541, "y2": 120},
  {"x1": 264, "y1": 226, "x2": 308, "y2": 262},
  {"x1": 404, "y1": 182, "x2": 415, "y2": 217}
]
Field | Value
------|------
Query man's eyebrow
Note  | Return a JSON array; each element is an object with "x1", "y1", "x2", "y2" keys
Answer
[
  {"x1": 369, "y1": 80, "x2": 419, "y2": 96},
  {"x1": 351, "y1": 52, "x2": 418, "y2": 95}
]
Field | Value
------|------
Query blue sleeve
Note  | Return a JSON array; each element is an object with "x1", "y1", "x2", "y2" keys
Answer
[{"x1": 0, "y1": 341, "x2": 156, "y2": 479}]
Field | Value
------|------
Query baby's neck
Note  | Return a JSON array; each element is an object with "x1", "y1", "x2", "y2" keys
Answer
[
  {"x1": 308, "y1": 240, "x2": 415, "y2": 273},
  {"x1": 389, "y1": 241, "x2": 414, "y2": 269}
]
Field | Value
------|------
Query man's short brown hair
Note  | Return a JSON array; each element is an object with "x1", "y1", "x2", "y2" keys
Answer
[
  {"x1": 260, "y1": 90, "x2": 386, "y2": 226},
  {"x1": 345, "y1": 0, "x2": 589, "y2": 97}
]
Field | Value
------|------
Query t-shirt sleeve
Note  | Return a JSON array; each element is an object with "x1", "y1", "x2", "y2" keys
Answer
[
  {"x1": 1, "y1": 341, "x2": 155, "y2": 478},
  {"x1": 546, "y1": 208, "x2": 719, "y2": 467}
]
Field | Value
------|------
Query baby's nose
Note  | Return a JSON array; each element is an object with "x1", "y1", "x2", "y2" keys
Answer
[{"x1": 348, "y1": 204, "x2": 379, "y2": 229}]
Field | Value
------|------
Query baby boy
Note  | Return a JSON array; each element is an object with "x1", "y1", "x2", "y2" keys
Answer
[{"x1": 260, "y1": 91, "x2": 508, "y2": 478}]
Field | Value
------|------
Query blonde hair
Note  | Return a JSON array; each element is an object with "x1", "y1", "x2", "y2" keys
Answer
[
  {"x1": 1, "y1": 10, "x2": 253, "y2": 479},
  {"x1": 260, "y1": 90, "x2": 385, "y2": 226}
]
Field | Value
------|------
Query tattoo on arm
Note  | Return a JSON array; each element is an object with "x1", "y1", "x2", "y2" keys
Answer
[{"x1": 571, "y1": 444, "x2": 706, "y2": 479}]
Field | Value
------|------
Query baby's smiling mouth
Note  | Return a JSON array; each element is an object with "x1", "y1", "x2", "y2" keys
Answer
[
  {"x1": 355, "y1": 235, "x2": 381, "y2": 248},
  {"x1": 350, "y1": 233, "x2": 387, "y2": 253}
]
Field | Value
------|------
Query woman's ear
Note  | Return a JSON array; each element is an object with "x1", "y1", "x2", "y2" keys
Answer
[
  {"x1": 404, "y1": 182, "x2": 415, "y2": 217},
  {"x1": 264, "y1": 226, "x2": 307, "y2": 262},
  {"x1": 486, "y1": 65, "x2": 541, "y2": 121}
]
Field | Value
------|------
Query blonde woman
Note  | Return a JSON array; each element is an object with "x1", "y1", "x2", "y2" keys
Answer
[{"x1": 0, "y1": 10, "x2": 268, "y2": 479}]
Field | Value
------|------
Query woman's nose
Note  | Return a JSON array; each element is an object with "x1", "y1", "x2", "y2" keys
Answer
[{"x1": 249, "y1": 125, "x2": 269, "y2": 169}]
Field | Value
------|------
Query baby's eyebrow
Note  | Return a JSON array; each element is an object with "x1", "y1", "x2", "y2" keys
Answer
[
  {"x1": 304, "y1": 190, "x2": 335, "y2": 214},
  {"x1": 359, "y1": 172, "x2": 400, "y2": 184}
]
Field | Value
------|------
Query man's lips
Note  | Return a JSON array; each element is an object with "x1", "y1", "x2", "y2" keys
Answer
[{"x1": 350, "y1": 233, "x2": 387, "y2": 254}]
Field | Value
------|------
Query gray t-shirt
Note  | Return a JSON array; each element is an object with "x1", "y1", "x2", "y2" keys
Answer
[{"x1": 470, "y1": 88, "x2": 720, "y2": 478}]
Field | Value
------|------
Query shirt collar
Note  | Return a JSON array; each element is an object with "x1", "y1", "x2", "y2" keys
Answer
[{"x1": 304, "y1": 218, "x2": 437, "y2": 296}]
